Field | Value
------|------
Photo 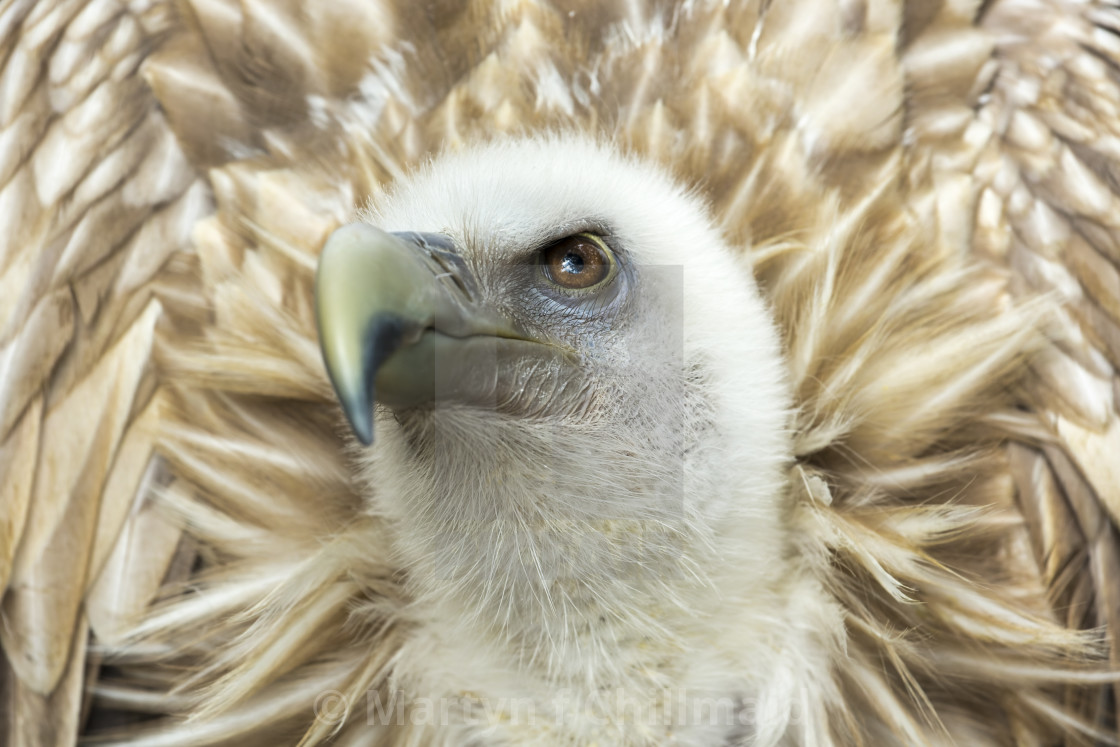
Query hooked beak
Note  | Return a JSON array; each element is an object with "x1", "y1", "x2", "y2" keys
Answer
[{"x1": 315, "y1": 223, "x2": 556, "y2": 445}]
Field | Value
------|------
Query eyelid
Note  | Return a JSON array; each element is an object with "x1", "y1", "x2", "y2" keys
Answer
[{"x1": 576, "y1": 232, "x2": 608, "y2": 249}]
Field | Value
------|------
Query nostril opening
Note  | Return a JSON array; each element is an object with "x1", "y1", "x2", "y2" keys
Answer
[
  {"x1": 391, "y1": 231, "x2": 479, "y2": 301},
  {"x1": 430, "y1": 252, "x2": 475, "y2": 300}
]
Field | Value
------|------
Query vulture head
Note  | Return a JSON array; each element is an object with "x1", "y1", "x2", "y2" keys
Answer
[{"x1": 314, "y1": 137, "x2": 800, "y2": 689}]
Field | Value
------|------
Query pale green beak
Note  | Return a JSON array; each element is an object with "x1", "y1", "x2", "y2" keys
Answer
[{"x1": 314, "y1": 223, "x2": 532, "y2": 445}]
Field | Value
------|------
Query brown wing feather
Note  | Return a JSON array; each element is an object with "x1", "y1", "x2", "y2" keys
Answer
[
  {"x1": 972, "y1": 0, "x2": 1120, "y2": 733},
  {"x1": 0, "y1": 1, "x2": 201, "y2": 742},
  {"x1": 903, "y1": 0, "x2": 1120, "y2": 735}
]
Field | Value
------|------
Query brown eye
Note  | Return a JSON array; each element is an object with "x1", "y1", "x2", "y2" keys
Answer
[{"x1": 540, "y1": 234, "x2": 615, "y2": 291}]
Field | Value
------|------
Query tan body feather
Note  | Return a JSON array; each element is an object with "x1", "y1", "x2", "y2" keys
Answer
[{"x1": 1, "y1": 0, "x2": 1119, "y2": 744}]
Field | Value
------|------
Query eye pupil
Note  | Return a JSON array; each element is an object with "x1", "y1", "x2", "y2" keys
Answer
[
  {"x1": 541, "y1": 234, "x2": 613, "y2": 290},
  {"x1": 561, "y1": 252, "x2": 585, "y2": 274}
]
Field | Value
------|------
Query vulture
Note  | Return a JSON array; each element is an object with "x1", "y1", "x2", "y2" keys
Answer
[{"x1": 3, "y1": 0, "x2": 1120, "y2": 745}]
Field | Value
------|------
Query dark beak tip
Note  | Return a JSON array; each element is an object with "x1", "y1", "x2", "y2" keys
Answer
[
  {"x1": 334, "y1": 383, "x2": 375, "y2": 447},
  {"x1": 346, "y1": 402, "x2": 375, "y2": 447},
  {"x1": 355, "y1": 424, "x2": 374, "y2": 447},
  {"x1": 318, "y1": 353, "x2": 382, "y2": 447}
]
